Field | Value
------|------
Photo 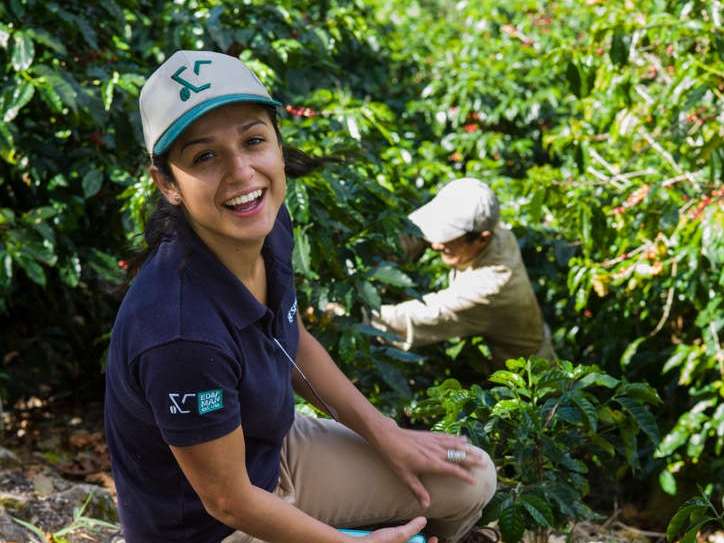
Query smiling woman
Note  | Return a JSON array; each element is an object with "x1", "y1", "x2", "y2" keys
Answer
[{"x1": 104, "y1": 50, "x2": 496, "y2": 543}]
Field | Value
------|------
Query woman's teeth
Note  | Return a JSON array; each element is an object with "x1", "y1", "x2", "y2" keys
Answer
[{"x1": 225, "y1": 190, "x2": 263, "y2": 207}]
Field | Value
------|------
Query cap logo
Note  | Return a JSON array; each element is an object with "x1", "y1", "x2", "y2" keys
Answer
[{"x1": 171, "y1": 59, "x2": 213, "y2": 101}]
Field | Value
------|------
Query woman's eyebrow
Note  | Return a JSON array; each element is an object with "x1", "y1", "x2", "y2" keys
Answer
[
  {"x1": 180, "y1": 137, "x2": 213, "y2": 155},
  {"x1": 180, "y1": 119, "x2": 268, "y2": 155},
  {"x1": 236, "y1": 119, "x2": 265, "y2": 133}
]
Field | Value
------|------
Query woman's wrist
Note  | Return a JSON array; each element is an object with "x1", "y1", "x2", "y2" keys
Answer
[{"x1": 365, "y1": 414, "x2": 400, "y2": 450}]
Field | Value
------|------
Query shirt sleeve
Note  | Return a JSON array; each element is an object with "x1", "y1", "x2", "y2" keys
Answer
[
  {"x1": 372, "y1": 264, "x2": 512, "y2": 349},
  {"x1": 135, "y1": 340, "x2": 242, "y2": 447}
]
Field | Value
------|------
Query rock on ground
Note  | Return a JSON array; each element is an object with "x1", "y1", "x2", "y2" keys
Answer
[{"x1": 0, "y1": 462, "x2": 120, "y2": 543}]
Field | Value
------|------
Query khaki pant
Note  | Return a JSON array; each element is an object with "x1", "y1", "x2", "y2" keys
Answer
[{"x1": 223, "y1": 413, "x2": 496, "y2": 543}]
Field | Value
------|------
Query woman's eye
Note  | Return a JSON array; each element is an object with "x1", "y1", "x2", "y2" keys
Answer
[
  {"x1": 247, "y1": 136, "x2": 264, "y2": 146},
  {"x1": 193, "y1": 151, "x2": 214, "y2": 164}
]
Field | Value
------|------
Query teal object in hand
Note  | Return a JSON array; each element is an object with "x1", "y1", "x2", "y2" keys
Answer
[{"x1": 339, "y1": 528, "x2": 426, "y2": 543}]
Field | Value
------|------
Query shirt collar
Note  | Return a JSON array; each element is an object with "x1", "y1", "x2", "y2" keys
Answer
[{"x1": 174, "y1": 212, "x2": 289, "y2": 329}]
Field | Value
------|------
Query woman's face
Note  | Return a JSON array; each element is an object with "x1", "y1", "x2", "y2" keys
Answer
[{"x1": 159, "y1": 103, "x2": 286, "y2": 252}]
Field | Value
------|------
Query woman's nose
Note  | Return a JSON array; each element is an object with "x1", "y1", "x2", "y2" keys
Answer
[{"x1": 226, "y1": 153, "x2": 255, "y2": 182}]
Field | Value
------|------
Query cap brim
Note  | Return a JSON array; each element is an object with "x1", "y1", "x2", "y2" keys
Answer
[
  {"x1": 408, "y1": 202, "x2": 465, "y2": 244},
  {"x1": 153, "y1": 93, "x2": 281, "y2": 155}
]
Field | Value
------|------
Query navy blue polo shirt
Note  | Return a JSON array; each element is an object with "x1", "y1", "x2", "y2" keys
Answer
[{"x1": 104, "y1": 205, "x2": 299, "y2": 543}]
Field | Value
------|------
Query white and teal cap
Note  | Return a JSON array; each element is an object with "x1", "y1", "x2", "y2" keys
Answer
[
  {"x1": 408, "y1": 178, "x2": 500, "y2": 243},
  {"x1": 139, "y1": 50, "x2": 281, "y2": 156}
]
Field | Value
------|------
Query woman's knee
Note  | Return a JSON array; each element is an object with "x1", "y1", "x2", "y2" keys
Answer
[
  {"x1": 429, "y1": 446, "x2": 497, "y2": 520},
  {"x1": 461, "y1": 447, "x2": 497, "y2": 513}
]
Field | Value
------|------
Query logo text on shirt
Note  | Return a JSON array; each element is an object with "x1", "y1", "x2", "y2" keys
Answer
[
  {"x1": 198, "y1": 389, "x2": 223, "y2": 415},
  {"x1": 287, "y1": 297, "x2": 297, "y2": 324},
  {"x1": 169, "y1": 393, "x2": 196, "y2": 414}
]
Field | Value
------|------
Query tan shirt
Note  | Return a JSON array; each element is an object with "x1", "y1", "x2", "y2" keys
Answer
[{"x1": 372, "y1": 225, "x2": 554, "y2": 366}]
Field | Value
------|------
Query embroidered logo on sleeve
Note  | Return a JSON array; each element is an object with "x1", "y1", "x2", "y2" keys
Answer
[
  {"x1": 169, "y1": 393, "x2": 196, "y2": 414},
  {"x1": 197, "y1": 389, "x2": 224, "y2": 415}
]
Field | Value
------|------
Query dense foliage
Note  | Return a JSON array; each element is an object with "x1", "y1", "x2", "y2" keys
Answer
[{"x1": 0, "y1": 0, "x2": 721, "y2": 539}]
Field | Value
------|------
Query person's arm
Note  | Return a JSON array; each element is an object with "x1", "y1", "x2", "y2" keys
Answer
[
  {"x1": 293, "y1": 315, "x2": 486, "y2": 509},
  {"x1": 171, "y1": 426, "x2": 435, "y2": 543},
  {"x1": 371, "y1": 265, "x2": 511, "y2": 349}
]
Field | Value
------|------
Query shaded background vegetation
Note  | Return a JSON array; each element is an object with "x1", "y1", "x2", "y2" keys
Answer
[{"x1": 0, "y1": 0, "x2": 721, "y2": 539}]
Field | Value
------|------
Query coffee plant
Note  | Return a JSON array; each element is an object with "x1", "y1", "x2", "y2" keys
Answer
[{"x1": 411, "y1": 357, "x2": 661, "y2": 542}]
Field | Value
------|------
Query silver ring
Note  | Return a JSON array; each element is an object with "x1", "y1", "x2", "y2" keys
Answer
[{"x1": 446, "y1": 449, "x2": 467, "y2": 463}]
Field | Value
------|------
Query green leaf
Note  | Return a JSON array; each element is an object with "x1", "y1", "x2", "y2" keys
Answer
[
  {"x1": 680, "y1": 520, "x2": 713, "y2": 543},
  {"x1": 609, "y1": 28, "x2": 629, "y2": 66},
  {"x1": 572, "y1": 394, "x2": 598, "y2": 433},
  {"x1": 58, "y1": 254, "x2": 81, "y2": 288},
  {"x1": 545, "y1": 482, "x2": 580, "y2": 518},
  {"x1": 3, "y1": 80, "x2": 35, "y2": 122},
  {"x1": 616, "y1": 396, "x2": 660, "y2": 445},
  {"x1": 11, "y1": 31, "x2": 34, "y2": 71},
  {"x1": 382, "y1": 347, "x2": 424, "y2": 363},
  {"x1": 566, "y1": 60, "x2": 582, "y2": 98},
  {"x1": 87, "y1": 249, "x2": 123, "y2": 284},
  {"x1": 558, "y1": 453, "x2": 588, "y2": 474},
  {"x1": 659, "y1": 470, "x2": 677, "y2": 496},
  {"x1": 667, "y1": 503, "x2": 709, "y2": 541},
  {"x1": 616, "y1": 382, "x2": 662, "y2": 405},
  {"x1": 8, "y1": 515, "x2": 46, "y2": 540},
  {"x1": 37, "y1": 79, "x2": 64, "y2": 112},
  {"x1": 101, "y1": 72, "x2": 118, "y2": 112},
  {"x1": 355, "y1": 323, "x2": 401, "y2": 343},
  {"x1": 519, "y1": 494, "x2": 554, "y2": 528},
  {"x1": 0, "y1": 121, "x2": 15, "y2": 163},
  {"x1": 528, "y1": 188, "x2": 545, "y2": 224},
  {"x1": 445, "y1": 339, "x2": 466, "y2": 360},
  {"x1": 25, "y1": 28, "x2": 67, "y2": 55},
  {"x1": 620, "y1": 337, "x2": 645, "y2": 368},
  {"x1": 22, "y1": 206, "x2": 58, "y2": 223},
  {"x1": 0, "y1": 208, "x2": 16, "y2": 226},
  {"x1": 286, "y1": 180, "x2": 310, "y2": 223},
  {"x1": 577, "y1": 372, "x2": 619, "y2": 389},
  {"x1": 492, "y1": 398, "x2": 524, "y2": 417},
  {"x1": 620, "y1": 421, "x2": 639, "y2": 470},
  {"x1": 357, "y1": 280, "x2": 381, "y2": 309},
  {"x1": 82, "y1": 169, "x2": 103, "y2": 198},
  {"x1": 14, "y1": 253, "x2": 46, "y2": 286},
  {"x1": 32, "y1": 65, "x2": 77, "y2": 111},
  {"x1": 371, "y1": 264, "x2": 414, "y2": 288},
  {"x1": 0, "y1": 252, "x2": 13, "y2": 289},
  {"x1": 0, "y1": 23, "x2": 11, "y2": 49},
  {"x1": 292, "y1": 226, "x2": 318, "y2": 279},
  {"x1": 589, "y1": 433, "x2": 615, "y2": 456},
  {"x1": 75, "y1": 16, "x2": 99, "y2": 49},
  {"x1": 499, "y1": 505, "x2": 526, "y2": 543},
  {"x1": 489, "y1": 370, "x2": 527, "y2": 390},
  {"x1": 374, "y1": 359, "x2": 412, "y2": 398}
]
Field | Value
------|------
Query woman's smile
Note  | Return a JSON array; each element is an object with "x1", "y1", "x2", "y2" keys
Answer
[{"x1": 223, "y1": 187, "x2": 267, "y2": 217}]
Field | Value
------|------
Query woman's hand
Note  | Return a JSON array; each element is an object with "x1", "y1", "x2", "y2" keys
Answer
[
  {"x1": 372, "y1": 421, "x2": 487, "y2": 510},
  {"x1": 358, "y1": 517, "x2": 437, "y2": 543}
]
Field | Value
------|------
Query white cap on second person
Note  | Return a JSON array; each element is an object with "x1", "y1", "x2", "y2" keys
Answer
[
  {"x1": 139, "y1": 50, "x2": 281, "y2": 156},
  {"x1": 408, "y1": 178, "x2": 500, "y2": 243}
]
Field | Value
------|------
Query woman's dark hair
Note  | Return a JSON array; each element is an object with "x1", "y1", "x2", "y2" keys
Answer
[{"x1": 127, "y1": 106, "x2": 328, "y2": 277}]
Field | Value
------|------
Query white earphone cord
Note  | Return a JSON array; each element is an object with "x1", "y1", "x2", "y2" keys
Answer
[{"x1": 272, "y1": 338, "x2": 339, "y2": 421}]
